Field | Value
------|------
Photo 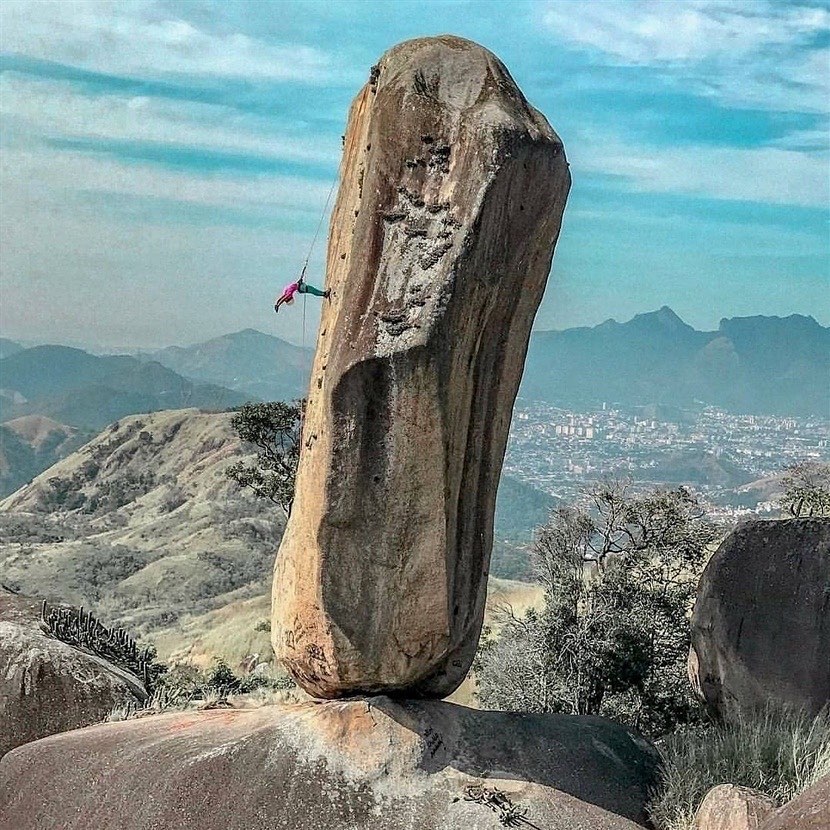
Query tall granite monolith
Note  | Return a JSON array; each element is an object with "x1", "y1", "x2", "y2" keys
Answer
[{"x1": 272, "y1": 35, "x2": 570, "y2": 698}]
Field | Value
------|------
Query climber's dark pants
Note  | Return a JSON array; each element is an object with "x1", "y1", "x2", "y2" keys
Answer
[{"x1": 298, "y1": 283, "x2": 326, "y2": 297}]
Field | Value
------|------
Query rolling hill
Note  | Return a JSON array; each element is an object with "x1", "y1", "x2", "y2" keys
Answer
[
  {"x1": 0, "y1": 409, "x2": 284, "y2": 636},
  {"x1": 0, "y1": 410, "x2": 544, "y2": 664},
  {"x1": 630, "y1": 448, "x2": 754, "y2": 489},
  {"x1": 0, "y1": 416, "x2": 93, "y2": 497}
]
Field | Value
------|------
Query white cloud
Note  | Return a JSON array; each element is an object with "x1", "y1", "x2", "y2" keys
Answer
[
  {"x1": 0, "y1": 144, "x2": 336, "y2": 215},
  {"x1": 0, "y1": 143, "x2": 330, "y2": 349},
  {"x1": 541, "y1": 0, "x2": 830, "y2": 112},
  {"x1": 543, "y1": 0, "x2": 827, "y2": 63},
  {"x1": 570, "y1": 136, "x2": 829, "y2": 207},
  {"x1": 0, "y1": 73, "x2": 340, "y2": 167},
  {"x1": 0, "y1": 0, "x2": 333, "y2": 82}
]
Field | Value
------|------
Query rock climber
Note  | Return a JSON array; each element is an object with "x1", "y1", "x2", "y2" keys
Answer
[{"x1": 274, "y1": 275, "x2": 330, "y2": 313}]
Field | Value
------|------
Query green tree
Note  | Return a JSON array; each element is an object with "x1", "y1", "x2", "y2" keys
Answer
[
  {"x1": 476, "y1": 481, "x2": 719, "y2": 737},
  {"x1": 779, "y1": 460, "x2": 830, "y2": 518},
  {"x1": 225, "y1": 401, "x2": 303, "y2": 517}
]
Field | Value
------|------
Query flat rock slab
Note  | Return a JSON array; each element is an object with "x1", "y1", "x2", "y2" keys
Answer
[
  {"x1": 0, "y1": 698, "x2": 657, "y2": 830},
  {"x1": 0, "y1": 589, "x2": 145, "y2": 757}
]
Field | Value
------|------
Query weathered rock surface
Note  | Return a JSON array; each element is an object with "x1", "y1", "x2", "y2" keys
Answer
[
  {"x1": 758, "y1": 774, "x2": 830, "y2": 830},
  {"x1": 0, "y1": 698, "x2": 657, "y2": 830},
  {"x1": 689, "y1": 518, "x2": 830, "y2": 719},
  {"x1": 273, "y1": 36, "x2": 570, "y2": 697},
  {"x1": 694, "y1": 784, "x2": 776, "y2": 830},
  {"x1": 0, "y1": 588, "x2": 146, "y2": 757}
]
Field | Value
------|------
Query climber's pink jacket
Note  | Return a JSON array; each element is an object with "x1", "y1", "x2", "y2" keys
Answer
[{"x1": 278, "y1": 281, "x2": 300, "y2": 304}]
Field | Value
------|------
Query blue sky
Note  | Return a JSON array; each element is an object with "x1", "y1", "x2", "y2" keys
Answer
[{"x1": 0, "y1": 0, "x2": 828, "y2": 349}]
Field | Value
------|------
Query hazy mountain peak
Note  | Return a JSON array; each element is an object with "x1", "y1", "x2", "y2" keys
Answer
[
  {"x1": 629, "y1": 306, "x2": 693, "y2": 333},
  {"x1": 228, "y1": 328, "x2": 271, "y2": 341},
  {"x1": 0, "y1": 338, "x2": 23, "y2": 360},
  {"x1": 150, "y1": 329, "x2": 312, "y2": 402},
  {"x1": 718, "y1": 312, "x2": 822, "y2": 332},
  {"x1": 523, "y1": 310, "x2": 828, "y2": 416}
]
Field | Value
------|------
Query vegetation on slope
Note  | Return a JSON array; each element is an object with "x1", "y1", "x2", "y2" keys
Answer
[
  {"x1": 0, "y1": 409, "x2": 284, "y2": 636},
  {"x1": 476, "y1": 481, "x2": 718, "y2": 737}
]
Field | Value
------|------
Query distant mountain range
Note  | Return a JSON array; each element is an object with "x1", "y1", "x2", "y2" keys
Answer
[
  {"x1": 521, "y1": 308, "x2": 829, "y2": 417},
  {"x1": 140, "y1": 311, "x2": 829, "y2": 418},
  {"x1": 2, "y1": 308, "x2": 826, "y2": 439},
  {"x1": 0, "y1": 345, "x2": 249, "y2": 431}
]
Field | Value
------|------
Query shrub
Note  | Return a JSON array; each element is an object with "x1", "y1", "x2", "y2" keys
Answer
[
  {"x1": 779, "y1": 460, "x2": 830, "y2": 517},
  {"x1": 226, "y1": 400, "x2": 303, "y2": 517},
  {"x1": 41, "y1": 600, "x2": 167, "y2": 691},
  {"x1": 648, "y1": 705, "x2": 830, "y2": 830},
  {"x1": 476, "y1": 481, "x2": 718, "y2": 737},
  {"x1": 205, "y1": 657, "x2": 242, "y2": 694}
]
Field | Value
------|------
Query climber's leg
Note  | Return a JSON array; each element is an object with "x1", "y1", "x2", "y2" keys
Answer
[{"x1": 298, "y1": 283, "x2": 328, "y2": 298}]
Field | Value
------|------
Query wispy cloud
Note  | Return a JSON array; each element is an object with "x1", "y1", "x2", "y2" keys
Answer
[
  {"x1": 0, "y1": 144, "x2": 335, "y2": 217},
  {"x1": 571, "y1": 137, "x2": 829, "y2": 208},
  {"x1": 0, "y1": 73, "x2": 340, "y2": 170},
  {"x1": 0, "y1": 0, "x2": 334, "y2": 83},
  {"x1": 543, "y1": 0, "x2": 827, "y2": 63},
  {"x1": 541, "y1": 0, "x2": 830, "y2": 112}
]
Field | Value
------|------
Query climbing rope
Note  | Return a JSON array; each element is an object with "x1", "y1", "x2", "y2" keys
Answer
[
  {"x1": 302, "y1": 289, "x2": 307, "y2": 350},
  {"x1": 304, "y1": 175, "x2": 339, "y2": 275},
  {"x1": 298, "y1": 174, "x2": 339, "y2": 352}
]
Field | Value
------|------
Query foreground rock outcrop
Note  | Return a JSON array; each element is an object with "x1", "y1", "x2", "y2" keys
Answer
[
  {"x1": 689, "y1": 519, "x2": 830, "y2": 719},
  {"x1": 273, "y1": 36, "x2": 570, "y2": 698},
  {"x1": 0, "y1": 698, "x2": 657, "y2": 829},
  {"x1": 694, "y1": 784, "x2": 776, "y2": 830},
  {"x1": 0, "y1": 588, "x2": 145, "y2": 757},
  {"x1": 758, "y1": 774, "x2": 830, "y2": 830}
]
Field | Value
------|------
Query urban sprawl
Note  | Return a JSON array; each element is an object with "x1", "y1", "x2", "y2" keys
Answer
[{"x1": 505, "y1": 400, "x2": 830, "y2": 521}]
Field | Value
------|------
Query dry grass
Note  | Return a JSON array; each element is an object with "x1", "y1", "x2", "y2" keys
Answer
[
  {"x1": 448, "y1": 576, "x2": 544, "y2": 707},
  {"x1": 151, "y1": 575, "x2": 544, "y2": 708},
  {"x1": 648, "y1": 705, "x2": 830, "y2": 830},
  {"x1": 152, "y1": 593, "x2": 273, "y2": 669}
]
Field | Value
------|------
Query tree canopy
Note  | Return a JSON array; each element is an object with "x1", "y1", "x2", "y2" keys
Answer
[
  {"x1": 779, "y1": 460, "x2": 830, "y2": 518},
  {"x1": 225, "y1": 401, "x2": 303, "y2": 517}
]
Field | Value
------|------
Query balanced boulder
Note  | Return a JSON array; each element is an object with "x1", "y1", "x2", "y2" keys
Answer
[
  {"x1": 0, "y1": 588, "x2": 146, "y2": 757},
  {"x1": 689, "y1": 518, "x2": 830, "y2": 719},
  {"x1": 272, "y1": 36, "x2": 570, "y2": 698},
  {"x1": 0, "y1": 698, "x2": 657, "y2": 830}
]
